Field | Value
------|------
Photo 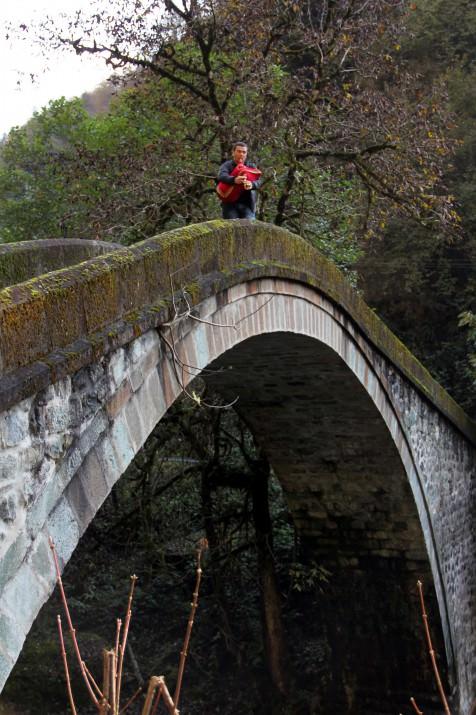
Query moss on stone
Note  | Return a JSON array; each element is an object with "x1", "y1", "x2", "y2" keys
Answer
[
  {"x1": 0, "y1": 239, "x2": 121, "y2": 290},
  {"x1": 0, "y1": 219, "x2": 474, "y2": 443}
]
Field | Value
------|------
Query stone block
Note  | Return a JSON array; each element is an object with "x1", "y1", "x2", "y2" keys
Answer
[
  {"x1": 110, "y1": 416, "x2": 135, "y2": 475},
  {"x1": 44, "y1": 432, "x2": 73, "y2": 459},
  {"x1": 28, "y1": 531, "x2": 56, "y2": 592},
  {"x1": 26, "y1": 474, "x2": 64, "y2": 538},
  {"x1": 46, "y1": 499, "x2": 80, "y2": 569},
  {"x1": 123, "y1": 395, "x2": 146, "y2": 454},
  {"x1": 0, "y1": 494, "x2": 17, "y2": 523},
  {"x1": 106, "y1": 379, "x2": 132, "y2": 420},
  {"x1": 44, "y1": 400, "x2": 71, "y2": 434},
  {"x1": 128, "y1": 329, "x2": 160, "y2": 365},
  {"x1": 129, "y1": 365, "x2": 144, "y2": 393},
  {"x1": 77, "y1": 410, "x2": 108, "y2": 458},
  {"x1": 0, "y1": 532, "x2": 29, "y2": 595},
  {"x1": 1, "y1": 560, "x2": 48, "y2": 631},
  {"x1": 94, "y1": 437, "x2": 121, "y2": 489},
  {"x1": 0, "y1": 451, "x2": 18, "y2": 484},
  {"x1": 0, "y1": 646, "x2": 14, "y2": 692},
  {"x1": 65, "y1": 469, "x2": 95, "y2": 535},
  {"x1": 138, "y1": 370, "x2": 166, "y2": 435},
  {"x1": 79, "y1": 449, "x2": 110, "y2": 515},
  {"x1": 0, "y1": 294, "x2": 50, "y2": 374},
  {"x1": 38, "y1": 376, "x2": 72, "y2": 405},
  {"x1": 0, "y1": 610, "x2": 25, "y2": 662},
  {"x1": 0, "y1": 398, "x2": 32, "y2": 449},
  {"x1": 108, "y1": 347, "x2": 128, "y2": 390}
]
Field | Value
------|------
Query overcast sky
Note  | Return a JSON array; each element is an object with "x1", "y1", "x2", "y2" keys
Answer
[{"x1": 0, "y1": 0, "x2": 111, "y2": 136}]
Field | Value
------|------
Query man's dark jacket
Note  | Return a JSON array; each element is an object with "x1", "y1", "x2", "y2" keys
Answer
[{"x1": 217, "y1": 160, "x2": 262, "y2": 212}]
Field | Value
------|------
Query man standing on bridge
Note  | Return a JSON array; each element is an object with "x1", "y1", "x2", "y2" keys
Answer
[{"x1": 216, "y1": 141, "x2": 262, "y2": 219}]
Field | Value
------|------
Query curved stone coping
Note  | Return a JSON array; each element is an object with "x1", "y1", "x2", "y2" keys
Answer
[
  {"x1": 0, "y1": 219, "x2": 474, "y2": 444},
  {"x1": 0, "y1": 238, "x2": 122, "y2": 290}
]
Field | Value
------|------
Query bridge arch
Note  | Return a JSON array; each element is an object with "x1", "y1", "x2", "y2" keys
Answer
[{"x1": 0, "y1": 221, "x2": 474, "y2": 712}]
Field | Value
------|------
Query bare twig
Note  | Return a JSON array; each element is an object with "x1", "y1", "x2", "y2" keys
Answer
[
  {"x1": 410, "y1": 696, "x2": 424, "y2": 714},
  {"x1": 141, "y1": 676, "x2": 178, "y2": 715},
  {"x1": 102, "y1": 649, "x2": 117, "y2": 714},
  {"x1": 159, "y1": 328, "x2": 239, "y2": 409},
  {"x1": 417, "y1": 580, "x2": 452, "y2": 715},
  {"x1": 116, "y1": 575, "x2": 138, "y2": 711},
  {"x1": 160, "y1": 677, "x2": 179, "y2": 714},
  {"x1": 114, "y1": 619, "x2": 122, "y2": 665},
  {"x1": 52, "y1": 536, "x2": 205, "y2": 715},
  {"x1": 150, "y1": 682, "x2": 164, "y2": 715},
  {"x1": 49, "y1": 537, "x2": 101, "y2": 708},
  {"x1": 84, "y1": 662, "x2": 105, "y2": 701},
  {"x1": 141, "y1": 676, "x2": 161, "y2": 715},
  {"x1": 57, "y1": 615, "x2": 78, "y2": 715},
  {"x1": 174, "y1": 538, "x2": 208, "y2": 708},
  {"x1": 160, "y1": 274, "x2": 274, "y2": 411}
]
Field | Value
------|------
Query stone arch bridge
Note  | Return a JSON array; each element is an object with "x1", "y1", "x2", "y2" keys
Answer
[{"x1": 0, "y1": 221, "x2": 474, "y2": 713}]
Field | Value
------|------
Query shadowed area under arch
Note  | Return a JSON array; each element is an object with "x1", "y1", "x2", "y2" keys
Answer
[{"x1": 203, "y1": 331, "x2": 439, "y2": 710}]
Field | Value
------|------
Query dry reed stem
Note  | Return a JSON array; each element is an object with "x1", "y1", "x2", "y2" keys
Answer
[
  {"x1": 103, "y1": 649, "x2": 117, "y2": 714},
  {"x1": 417, "y1": 581, "x2": 452, "y2": 715},
  {"x1": 151, "y1": 683, "x2": 164, "y2": 715},
  {"x1": 160, "y1": 677, "x2": 179, "y2": 714},
  {"x1": 141, "y1": 676, "x2": 178, "y2": 715},
  {"x1": 84, "y1": 662, "x2": 104, "y2": 700},
  {"x1": 173, "y1": 538, "x2": 208, "y2": 708},
  {"x1": 52, "y1": 535, "x2": 202, "y2": 715},
  {"x1": 410, "y1": 696, "x2": 423, "y2": 714},
  {"x1": 109, "y1": 650, "x2": 118, "y2": 713},
  {"x1": 49, "y1": 537, "x2": 101, "y2": 708},
  {"x1": 57, "y1": 615, "x2": 78, "y2": 715},
  {"x1": 116, "y1": 575, "x2": 138, "y2": 712},
  {"x1": 115, "y1": 619, "x2": 122, "y2": 667},
  {"x1": 141, "y1": 676, "x2": 159, "y2": 715},
  {"x1": 102, "y1": 649, "x2": 111, "y2": 708}
]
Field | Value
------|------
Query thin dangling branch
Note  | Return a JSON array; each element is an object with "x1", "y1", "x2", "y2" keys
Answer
[
  {"x1": 417, "y1": 580, "x2": 452, "y2": 715},
  {"x1": 173, "y1": 538, "x2": 208, "y2": 708}
]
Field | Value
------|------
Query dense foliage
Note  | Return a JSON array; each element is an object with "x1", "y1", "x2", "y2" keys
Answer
[
  {"x1": 357, "y1": 0, "x2": 476, "y2": 415},
  {"x1": 1, "y1": 1, "x2": 458, "y2": 263}
]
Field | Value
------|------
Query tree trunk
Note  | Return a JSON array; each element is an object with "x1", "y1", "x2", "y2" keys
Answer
[
  {"x1": 251, "y1": 458, "x2": 289, "y2": 701},
  {"x1": 201, "y1": 470, "x2": 240, "y2": 659}
]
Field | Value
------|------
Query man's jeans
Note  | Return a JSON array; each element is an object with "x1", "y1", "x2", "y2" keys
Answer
[{"x1": 222, "y1": 203, "x2": 255, "y2": 219}]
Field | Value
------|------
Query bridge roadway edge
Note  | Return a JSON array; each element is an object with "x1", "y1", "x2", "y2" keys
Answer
[{"x1": 0, "y1": 219, "x2": 474, "y2": 446}]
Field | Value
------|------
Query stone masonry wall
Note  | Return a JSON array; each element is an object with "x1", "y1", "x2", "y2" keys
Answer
[{"x1": 0, "y1": 272, "x2": 473, "y2": 711}]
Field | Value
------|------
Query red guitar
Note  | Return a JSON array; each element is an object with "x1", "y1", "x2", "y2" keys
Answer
[{"x1": 216, "y1": 163, "x2": 262, "y2": 203}]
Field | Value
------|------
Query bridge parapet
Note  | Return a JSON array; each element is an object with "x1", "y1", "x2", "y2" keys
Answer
[
  {"x1": 0, "y1": 220, "x2": 474, "y2": 443},
  {"x1": 0, "y1": 238, "x2": 121, "y2": 290}
]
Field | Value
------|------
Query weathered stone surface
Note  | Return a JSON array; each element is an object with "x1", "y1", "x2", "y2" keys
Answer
[
  {"x1": 0, "y1": 223, "x2": 473, "y2": 713},
  {"x1": 0, "y1": 238, "x2": 121, "y2": 290}
]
